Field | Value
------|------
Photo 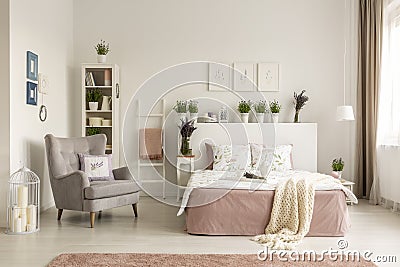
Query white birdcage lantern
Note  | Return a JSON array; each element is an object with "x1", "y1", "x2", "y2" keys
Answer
[{"x1": 6, "y1": 167, "x2": 40, "y2": 234}]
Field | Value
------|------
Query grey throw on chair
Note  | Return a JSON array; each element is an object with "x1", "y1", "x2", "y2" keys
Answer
[{"x1": 44, "y1": 134, "x2": 140, "y2": 228}]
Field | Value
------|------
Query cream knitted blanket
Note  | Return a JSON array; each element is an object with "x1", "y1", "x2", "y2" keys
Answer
[{"x1": 252, "y1": 177, "x2": 315, "y2": 250}]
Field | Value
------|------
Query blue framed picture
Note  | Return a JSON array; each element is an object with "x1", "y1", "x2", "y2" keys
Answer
[
  {"x1": 26, "y1": 81, "x2": 38, "y2": 105},
  {"x1": 27, "y1": 51, "x2": 38, "y2": 81}
]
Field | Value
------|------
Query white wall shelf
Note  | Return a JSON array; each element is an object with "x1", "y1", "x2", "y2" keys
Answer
[{"x1": 81, "y1": 64, "x2": 120, "y2": 167}]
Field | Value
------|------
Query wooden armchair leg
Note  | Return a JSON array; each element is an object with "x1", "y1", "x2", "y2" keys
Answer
[
  {"x1": 90, "y1": 212, "x2": 95, "y2": 228},
  {"x1": 57, "y1": 209, "x2": 63, "y2": 220},
  {"x1": 132, "y1": 203, "x2": 138, "y2": 217}
]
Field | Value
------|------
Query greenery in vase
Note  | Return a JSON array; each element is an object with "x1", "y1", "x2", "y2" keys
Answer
[
  {"x1": 332, "y1": 158, "x2": 344, "y2": 171},
  {"x1": 254, "y1": 100, "x2": 267, "y2": 113},
  {"x1": 173, "y1": 100, "x2": 187, "y2": 113},
  {"x1": 188, "y1": 100, "x2": 199, "y2": 113},
  {"x1": 87, "y1": 127, "x2": 101, "y2": 136},
  {"x1": 238, "y1": 100, "x2": 252, "y2": 113},
  {"x1": 94, "y1": 39, "x2": 110, "y2": 55},
  {"x1": 293, "y1": 90, "x2": 309, "y2": 122},
  {"x1": 86, "y1": 89, "x2": 102, "y2": 102},
  {"x1": 269, "y1": 100, "x2": 281, "y2": 114}
]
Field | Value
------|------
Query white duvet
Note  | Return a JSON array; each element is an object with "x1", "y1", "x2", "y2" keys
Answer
[{"x1": 177, "y1": 169, "x2": 358, "y2": 216}]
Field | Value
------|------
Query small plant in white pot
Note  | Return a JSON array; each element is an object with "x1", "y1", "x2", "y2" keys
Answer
[
  {"x1": 254, "y1": 100, "x2": 267, "y2": 123},
  {"x1": 94, "y1": 39, "x2": 110, "y2": 63},
  {"x1": 331, "y1": 158, "x2": 344, "y2": 179},
  {"x1": 238, "y1": 100, "x2": 252, "y2": 123},
  {"x1": 87, "y1": 89, "x2": 102, "y2": 110},
  {"x1": 188, "y1": 100, "x2": 199, "y2": 123},
  {"x1": 269, "y1": 100, "x2": 281, "y2": 123},
  {"x1": 173, "y1": 100, "x2": 187, "y2": 124}
]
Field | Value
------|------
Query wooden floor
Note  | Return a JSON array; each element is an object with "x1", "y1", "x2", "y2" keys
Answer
[{"x1": 0, "y1": 198, "x2": 399, "y2": 267}]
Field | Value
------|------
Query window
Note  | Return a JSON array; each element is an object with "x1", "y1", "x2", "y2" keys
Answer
[{"x1": 378, "y1": 0, "x2": 400, "y2": 145}]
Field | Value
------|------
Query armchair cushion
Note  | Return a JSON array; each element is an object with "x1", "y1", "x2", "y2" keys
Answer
[
  {"x1": 78, "y1": 154, "x2": 114, "y2": 182},
  {"x1": 85, "y1": 180, "x2": 140, "y2": 200}
]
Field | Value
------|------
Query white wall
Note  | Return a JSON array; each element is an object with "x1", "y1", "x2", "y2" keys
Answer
[
  {"x1": 0, "y1": 0, "x2": 11, "y2": 227},
  {"x1": 73, "y1": 0, "x2": 355, "y2": 178},
  {"x1": 9, "y1": 0, "x2": 74, "y2": 212}
]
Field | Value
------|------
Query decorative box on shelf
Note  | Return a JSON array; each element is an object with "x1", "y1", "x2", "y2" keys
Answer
[{"x1": 6, "y1": 167, "x2": 40, "y2": 234}]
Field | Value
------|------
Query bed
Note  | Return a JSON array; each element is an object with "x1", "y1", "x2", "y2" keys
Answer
[{"x1": 178, "y1": 170, "x2": 357, "y2": 237}]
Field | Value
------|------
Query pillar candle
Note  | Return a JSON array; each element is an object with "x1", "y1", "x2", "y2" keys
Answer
[
  {"x1": 27, "y1": 205, "x2": 37, "y2": 226},
  {"x1": 104, "y1": 69, "x2": 111, "y2": 86},
  {"x1": 17, "y1": 185, "x2": 28, "y2": 208},
  {"x1": 14, "y1": 217, "x2": 22, "y2": 233},
  {"x1": 26, "y1": 224, "x2": 36, "y2": 232},
  {"x1": 20, "y1": 209, "x2": 27, "y2": 232}
]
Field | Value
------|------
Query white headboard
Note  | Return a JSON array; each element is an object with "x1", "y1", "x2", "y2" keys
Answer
[{"x1": 190, "y1": 123, "x2": 317, "y2": 172}]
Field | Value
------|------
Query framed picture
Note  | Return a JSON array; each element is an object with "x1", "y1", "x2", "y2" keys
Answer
[
  {"x1": 233, "y1": 62, "x2": 255, "y2": 92},
  {"x1": 258, "y1": 63, "x2": 279, "y2": 92},
  {"x1": 208, "y1": 63, "x2": 231, "y2": 92},
  {"x1": 26, "y1": 81, "x2": 38, "y2": 105},
  {"x1": 27, "y1": 51, "x2": 38, "y2": 81}
]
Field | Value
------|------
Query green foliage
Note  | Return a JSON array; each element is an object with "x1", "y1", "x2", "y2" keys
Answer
[
  {"x1": 332, "y1": 158, "x2": 344, "y2": 171},
  {"x1": 269, "y1": 100, "x2": 281, "y2": 114},
  {"x1": 188, "y1": 100, "x2": 199, "y2": 113},
  {"x1": 173, "y1": 100, "x2": 187, "y2": 113},
  {"x1": 254, "y1": 100, "x2": 267, "y2": 113},
  {"x1": 86, "y1": 89, "x2": 102, "y2": 102},
  {"x1": 238, "y1": 100, "x2": 251, "y2": 113},
  {"x1": 87, "y1": 127, "x2": 101, "y2": 136},
  {"x1": 94, "y1": 39, "x2": 110, "y2": 55}
]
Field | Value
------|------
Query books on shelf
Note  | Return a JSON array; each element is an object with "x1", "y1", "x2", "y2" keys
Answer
[{"x1": 85, "y1": 72, "x2": 96, "y2": 86}]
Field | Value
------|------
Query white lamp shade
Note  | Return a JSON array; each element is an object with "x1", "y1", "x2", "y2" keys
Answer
[{"x1": 336, "y1": 105, "x2": 355, "y2": 121}]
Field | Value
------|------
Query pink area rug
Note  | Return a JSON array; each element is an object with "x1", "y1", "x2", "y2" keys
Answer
[{"x1": 48, "y1": 253, "x2": 377, "y2": 267}]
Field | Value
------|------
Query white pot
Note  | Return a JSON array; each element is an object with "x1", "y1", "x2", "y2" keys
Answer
[
  {"x1": 256, "y1": 113, "x2": 265, "y2": 123},
  {"x1": 177, "y1": 113, "x2": 187, "y2": 125},
  {"x1": 189, "y1": 113, "x2": 198, "y2": 123},
  {"x1": 271, "y1": 113, "x2": 279, "y2": 123},
  {"x1": 88, "y1": 102, "x2": 98, "y2": 111},
  {"x1": 331, "y1": 171, "x2": 343, "y2": 179},
  {"x1": 97, "y1": 55, "x2": 106, "y2": 63},
  {"x1": 240, "y1": 113, "x2": 249, "y2": 123}
]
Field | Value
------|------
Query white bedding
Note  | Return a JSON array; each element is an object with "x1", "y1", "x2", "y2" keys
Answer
[{"x1": 177, "y1": 169, "x2": 358, "y2": 216}]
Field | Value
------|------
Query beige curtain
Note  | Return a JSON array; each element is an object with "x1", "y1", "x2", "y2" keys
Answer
[{"x1": 355, "y1": 0, "x2": 383, "y2": 200}]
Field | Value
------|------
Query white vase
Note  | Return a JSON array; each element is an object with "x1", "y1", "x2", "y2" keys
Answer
[
  {"x1": 256, "y1": 113, "x2": 265, "y2": 123},
  {"x1": 271, "y1": 113, "x2": 279, "y2": 123},
  {"x1": 101, "y1": 96, "x2": 112, "y2": 111},
  {"x1": 97, "y1": 55, "x2": 106, "y2": 63},
  {"x1": 240, "y1": 113, "x2": 249, "y2": 123},
  {"x1": 88, "y1": 102, "x2": 98, "y2": 111},
  {"x1": 331, "y1": 171, "x2": 343, "y2": 179},
  {"x1": 189, "y1": 113, "x2": 198, "y2": 123}
]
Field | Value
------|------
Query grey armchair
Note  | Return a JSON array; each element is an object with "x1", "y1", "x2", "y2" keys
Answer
[{"x1": 44, "y1": 134, "x2": 140, "y2": 228}]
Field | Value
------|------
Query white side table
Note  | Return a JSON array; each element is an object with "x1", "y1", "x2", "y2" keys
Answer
[
  {"x1": 341, "y1": 179, "x2": 355, "y2": 205},
  {"x1": 176, "y1": 155, "x2": 195, "y2": 202}
]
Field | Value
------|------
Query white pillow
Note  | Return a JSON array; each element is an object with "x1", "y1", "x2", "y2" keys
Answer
[
  {"x1": 212, "y1": 144, "x2": 251, "y2": 172},
  {"x1": 250, "y1": 144, "x2": 293, "y2": 174}
]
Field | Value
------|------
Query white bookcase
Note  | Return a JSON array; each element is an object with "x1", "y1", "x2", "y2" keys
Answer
[{"x1": 81, "y1": 64, "x2": 120, "y2": 167}]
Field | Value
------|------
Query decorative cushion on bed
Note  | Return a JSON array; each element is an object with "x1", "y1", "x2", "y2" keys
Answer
[
  {"x1": 250, "y1": 144, "x2": 293, "y2": 174},
  {"x1": 211, "y1": 144, "x2": 251, "y2": 171},
  {"x1": 78, "y1": 154, "x2": 114, "y2": 182}
]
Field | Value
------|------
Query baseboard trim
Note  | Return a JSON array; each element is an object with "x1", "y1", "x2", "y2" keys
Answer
[{"x1": 41, "y1": 200, "x2": 55, "y2": 212}]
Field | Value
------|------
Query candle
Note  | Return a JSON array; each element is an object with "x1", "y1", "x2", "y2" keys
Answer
[
  {"x1": 26, "y1": 224, "x2": 35, "y2": 232},
  {"x1": 17, "y1": 185, "x2": 28, "y2": 208},
  {"x1": 20, "y1": 209, "x2": 27, "y2": 232},
  {"x1": 14, "y1": 217, "x2": 22, "y2": 233},
  {"x1": 104, "y1": 69, "x2": 111, "y2": 86},
  {"x1": 27, "y1": 205, "x2": 37, "y2": 226}
]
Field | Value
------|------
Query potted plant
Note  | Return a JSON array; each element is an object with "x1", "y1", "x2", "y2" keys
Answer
[
  {"x1": 94, "y1": 39, "x2": 110, "y2": 63},
  {"x1": 331, "y1": 158, "x2": 344, "y2": 179},
  {"x1": 293, "y1": 90, "x2": 309, "y2": 123},
  {"x1": 188, "y1": 100, "x2": 199, "y2": 122},
  {"x1": 87, "y1": 127, "x2": 101, "y2": 136},
  {"x1": 254, "y1": 100, "x2": 267, "y2": 123},
  {"x1": 269, "y1": 100, "x2": 281, "y2": 123},
  {"x1": 173, "y1": 100, "x2": 187, "y2": 124},
  {"x1": 238, "y1": 100, "x2": 252, "y2": 123},
  {"x1": 87, "y1": 89, "x2": 102, "y2": 110},
  {"x1": 179, "y1": 118, "x2": 197, "y2": 155}
]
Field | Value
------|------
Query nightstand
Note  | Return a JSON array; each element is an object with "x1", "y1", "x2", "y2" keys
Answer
[
  {"x1": 341, "y1": 179, "x2": 355, "y2": 205},
  {"x1": 176, "y1": 155, "x2": 195, "y2": 202}
]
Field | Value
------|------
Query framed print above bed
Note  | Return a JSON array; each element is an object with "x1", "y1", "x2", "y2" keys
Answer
[
  {"x1": 208, "y1": 63, "x2": 231, "y2": 92},
  {"x1": 233, "y1": 62, "x2": 256, "y2": 92},
  {"x1": 258, "y1": 62, "x2": 279, "y2": 92}
]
